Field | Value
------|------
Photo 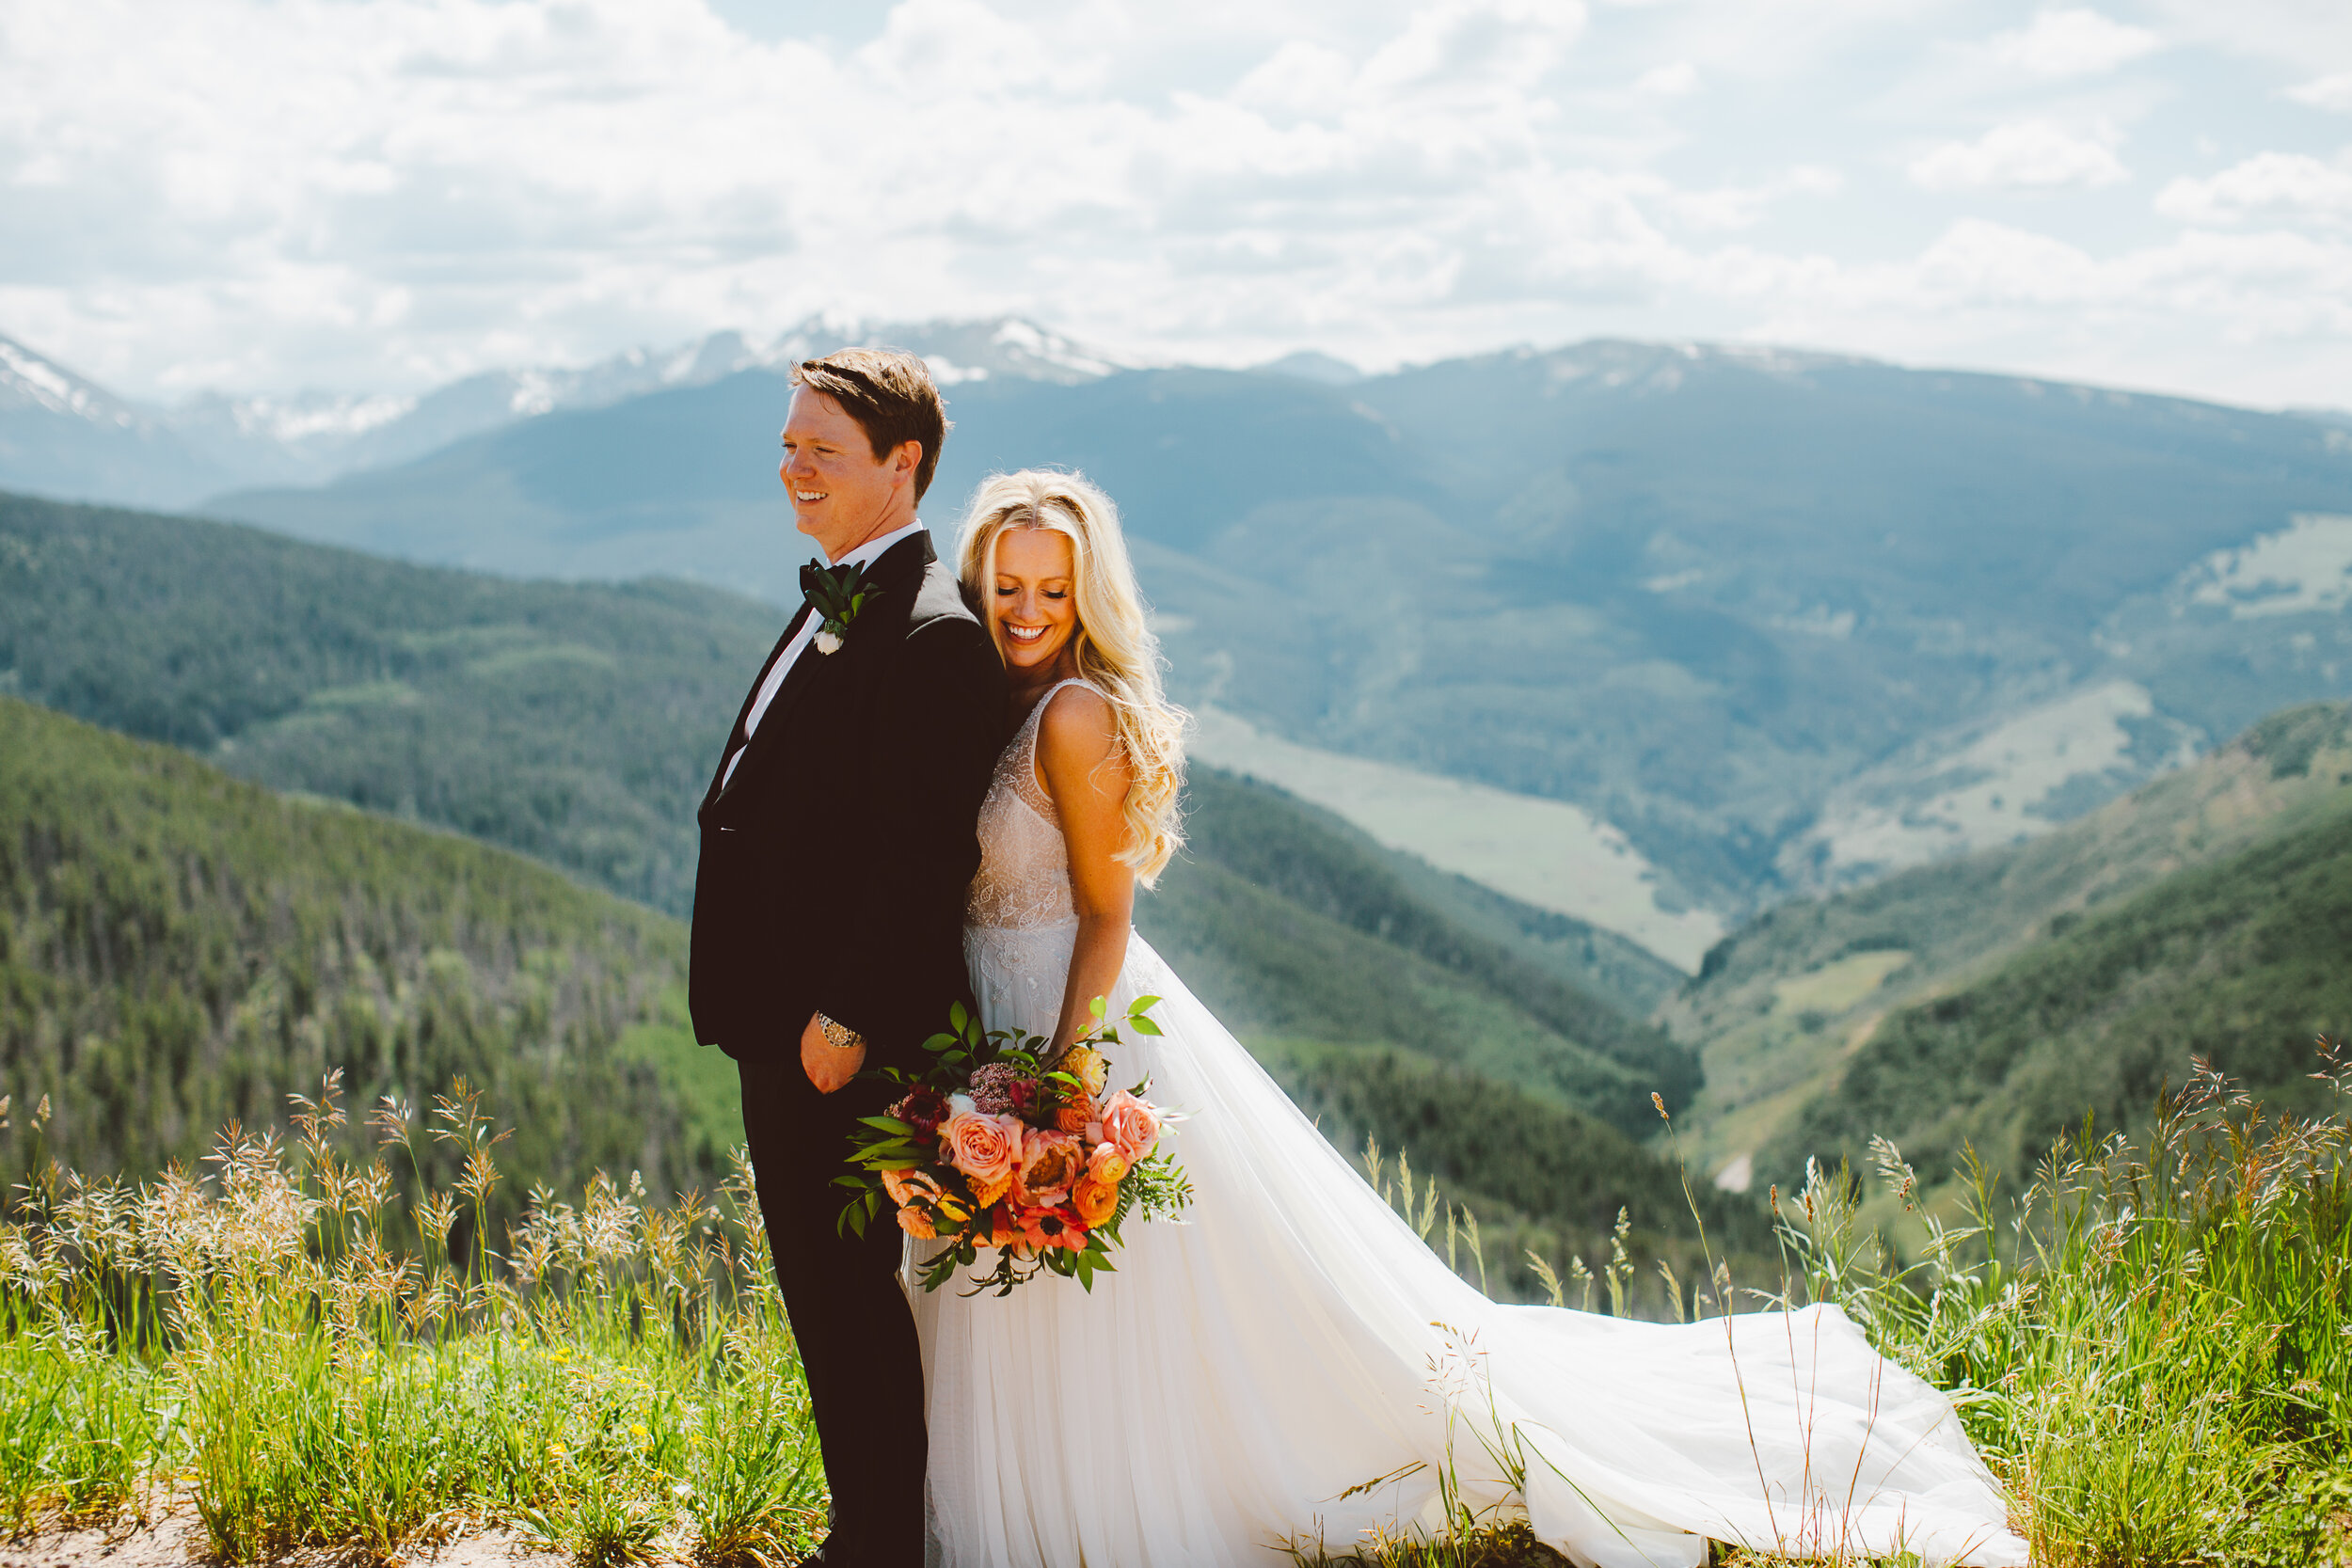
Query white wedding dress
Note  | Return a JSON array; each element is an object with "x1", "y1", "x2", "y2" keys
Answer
[{"x1": 911, "y1": 679, "x2": 2028, "y2": 1568}]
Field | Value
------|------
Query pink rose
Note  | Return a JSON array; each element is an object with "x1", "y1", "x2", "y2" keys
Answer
[
  {"x1": 940, "y1": 1109, "x2": 1024, "y2": 1188},
  {"x1": 1016, "y1": 1128, "x2": 1082, "y2": 1207},
  {"x1": 1096, "y1": 1090, "x2": 1161, "y2": 1164}
]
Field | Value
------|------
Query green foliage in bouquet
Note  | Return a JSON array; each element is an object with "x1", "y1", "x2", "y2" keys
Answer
[{"x1": 835, "y1": 996, "x2": 1193, "y2": 1296}]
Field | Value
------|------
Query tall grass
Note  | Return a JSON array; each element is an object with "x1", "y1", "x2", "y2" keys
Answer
[
  {"x1": 0, "y1": 1074, "x2": 823, "y2": 1565},
  {"x1": 8, "y1": 1050, "x2": 2350, "y2": 1567},
  {"x1": 1295, "y1": 1046, "x2": 2352, "y2": 1567}
]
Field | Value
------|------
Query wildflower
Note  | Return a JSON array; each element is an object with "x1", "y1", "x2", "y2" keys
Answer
[{"x1": 965, "y1": 1063, "x2": 1035, "y2": 1117}]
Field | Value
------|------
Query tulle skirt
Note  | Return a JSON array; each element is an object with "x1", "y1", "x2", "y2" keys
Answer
[{"x1": 908, "y1": 922, "x2": 2027, "y2": 1568}]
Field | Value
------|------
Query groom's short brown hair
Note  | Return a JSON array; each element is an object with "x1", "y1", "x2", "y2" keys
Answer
[{"x1": 790, "y1": 348, "x2": 951, "y2": 503}]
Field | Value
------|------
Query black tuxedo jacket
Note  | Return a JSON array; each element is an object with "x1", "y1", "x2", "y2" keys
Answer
[{"x1": 689, "y1": 531, "x2": 1005, "y2": 1078}]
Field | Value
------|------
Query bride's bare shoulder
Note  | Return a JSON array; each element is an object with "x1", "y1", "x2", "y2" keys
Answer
[{"x1": 1036, "y1": 683, "x2": 1124, "y2": 795}]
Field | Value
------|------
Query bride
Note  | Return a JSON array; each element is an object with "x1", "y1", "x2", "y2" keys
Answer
[{"x1": 911, "y1": 469, "x2": 2028, "y2": 1568}]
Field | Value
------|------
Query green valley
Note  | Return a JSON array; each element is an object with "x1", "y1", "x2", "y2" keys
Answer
[{"x1": 1669, "y1": 701, "x2": 2352, "y2": 1193}]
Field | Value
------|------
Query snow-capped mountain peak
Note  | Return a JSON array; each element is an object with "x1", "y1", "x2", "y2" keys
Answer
[{"x1": 0, "y1": 335, "x2": 142, "y2": 428}]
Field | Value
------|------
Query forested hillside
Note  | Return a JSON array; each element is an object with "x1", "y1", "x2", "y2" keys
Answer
[
  {"x1": 0, "y1": 697, "x2": 724, "y2": 1210},
  {"x1": 0, "y1": 490, "x2": 1667, "y2": 1006},
  {"x1": 0, "y1": 490, "x2": 774, "y2": 916},
  {"x1": 1668, "y1": 702, "x2": 2352, "y2": 1189},
  {"x1": 0, "y1": 699, "x2": 1736, "y2": 1300},
  {"x1": 1773, "y1": 778, "x2": 2352, "y2": 1187},
  {"x1": 2, "y1": 491, "x2": 1720, "y2": 1259}
]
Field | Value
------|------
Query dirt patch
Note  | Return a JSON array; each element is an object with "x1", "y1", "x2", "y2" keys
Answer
[{"x1": 1, "y1": 1508, "x2": 571, "y2": 1568}]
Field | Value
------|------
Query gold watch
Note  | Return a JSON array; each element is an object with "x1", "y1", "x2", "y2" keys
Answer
[{"x1": 816, "y1": 1012, "x2": 865, "y2": 1053}]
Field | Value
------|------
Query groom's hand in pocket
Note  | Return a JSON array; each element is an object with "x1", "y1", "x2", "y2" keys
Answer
[{"x1": 800, "y1": 1010, "x2": 866, "y2": 1094}]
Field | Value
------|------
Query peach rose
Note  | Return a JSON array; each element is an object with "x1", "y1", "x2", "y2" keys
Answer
[
  {"x1": 1087, "y1": 1146, "x2": 1129, "y2": 1184},
  {"x1": 1054, "y1": 1097, "x2": 1096, "y2": 1135},
  {"x1": 1017, "y1": 1129, "x2": 1082, "y2": 1207},
  {"x1": 940, "y1": 1108, "x2": 1024, "y2": 1189},
  {"x1": 1096, "y1": 1090, "x2": 1161, "y2": 1164},
  {"x1": 1070, "y1": 1175, "x2": 1118, "y2": 1228}
]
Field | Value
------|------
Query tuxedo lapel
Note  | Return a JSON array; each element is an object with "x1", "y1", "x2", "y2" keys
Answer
[
  {"x1": 703, "y1": 599, "x2": 814, "y2": 807},
  {"x1": 704, "y1": 530, "x2": 942, "y2": 813}
]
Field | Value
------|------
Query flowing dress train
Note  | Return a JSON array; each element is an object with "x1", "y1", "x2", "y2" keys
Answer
[{"x1": 911, "y1": 679, "x2": 2028, "y2": 1568}]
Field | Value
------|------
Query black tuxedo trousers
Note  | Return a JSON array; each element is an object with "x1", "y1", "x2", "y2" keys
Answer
[{"x1": 690, "y1": 533, "x2": 1005, "y2": 1567}]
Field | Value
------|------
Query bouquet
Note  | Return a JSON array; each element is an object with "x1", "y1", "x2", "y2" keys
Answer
[{"x1": 837, "y1": 995, "x2": 1192, "y2": 1294}]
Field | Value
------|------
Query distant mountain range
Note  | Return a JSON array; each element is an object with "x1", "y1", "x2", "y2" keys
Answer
[
  {"x1": 9, "y1": 320, "x2": 2352, "y2": 958},
  {"x1": 0, "y1": 317, "x2": 1121, "y2": 505}
]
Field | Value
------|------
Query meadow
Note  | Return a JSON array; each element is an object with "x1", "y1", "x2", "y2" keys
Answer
[{"x1": 4, "y1": 1047, "x2": 2345, "y2": 1568}]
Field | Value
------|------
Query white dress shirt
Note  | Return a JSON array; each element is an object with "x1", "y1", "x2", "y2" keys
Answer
[{"x1": 720, "y1": 518, "x2": 928, "y2": 790}]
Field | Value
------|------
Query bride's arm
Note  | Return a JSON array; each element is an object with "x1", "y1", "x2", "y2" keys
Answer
[{"x1": 1035, "y1": 685, "x2": 1136, "y2": 1054}]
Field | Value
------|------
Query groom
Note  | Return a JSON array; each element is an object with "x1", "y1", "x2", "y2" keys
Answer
[{"x1": 691, "y1": 348, "x2": 1005, "y2": 1567}]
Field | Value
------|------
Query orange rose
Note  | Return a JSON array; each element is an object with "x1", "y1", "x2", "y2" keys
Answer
[
  {"x1": 1057, "y1": 1045, "x2": 1110, "y2": 1098},
  {"x1": 941, "y1": 1108, "x2": 1023, "y2": 1189},
  {"x1": 1070, "y1": 1175, "x2": 1118, "y2": 1228},
  {"x1": 898, "y1": 1207, "x2": 937, "y2": 1240},
  {"x1": 1087, "y1": 1146, "x2": 1129, "y2": 1185},
  {"x1": 1054, "y1": 1098, "x2": 1095, "y2": 1135}
]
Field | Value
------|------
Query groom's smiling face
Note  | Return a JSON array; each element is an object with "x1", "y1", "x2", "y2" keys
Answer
[{"x1": 779, "y1": 388, "x2": 919, "y2": 560}]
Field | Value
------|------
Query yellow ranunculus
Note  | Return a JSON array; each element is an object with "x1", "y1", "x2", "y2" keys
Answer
[{"x1": 1071, "y1": 1176, "x2": 1118, "y2": 1228}]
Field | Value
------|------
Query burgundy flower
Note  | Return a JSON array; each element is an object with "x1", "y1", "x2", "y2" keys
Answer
[{"x1": 890, "y1": 1085, "x2": 950, "y2": 1135}]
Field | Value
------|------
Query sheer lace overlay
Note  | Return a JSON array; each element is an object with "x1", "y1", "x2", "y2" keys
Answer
[
  {"x1": 914, "y1": 679, "x2": 2029, "y2": 1568},
  {"x1": 962, "y1": 679, "x2": 1080, "y2": 935}
]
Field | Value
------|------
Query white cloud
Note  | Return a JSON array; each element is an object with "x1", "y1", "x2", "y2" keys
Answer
[
  {"x1": 1632, "y1": 59, "x2": 1697, "y2": 96},
  {"x1": 1908, "y1": 120, "x2": 2130, "y2": 192},
  {"x1": 2285, "y1": 72, "x2": 2352, "y2": 114},
  {"x1": 1988, "y1": 8, "x2": 2159, "y2": 77},
  {"x1": 1652, "y1": 166, "x2": 1842, "y2": 231},
  {"x1": 2156, "y1": 152, "x2": 2352, "y2": 228},
  {"x1": 0, "y1": 0, "x2": 2346, "y2": 411}
]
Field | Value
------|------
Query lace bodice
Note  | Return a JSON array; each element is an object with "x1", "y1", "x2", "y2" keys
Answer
[{"x1": 963, "y1": 679, "x2": 1089, "y2": 932}]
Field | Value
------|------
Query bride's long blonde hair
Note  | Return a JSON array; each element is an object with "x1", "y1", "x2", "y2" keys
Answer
[{"x1": 956, "y1": 469, "x2": 1188, "y2": 885}]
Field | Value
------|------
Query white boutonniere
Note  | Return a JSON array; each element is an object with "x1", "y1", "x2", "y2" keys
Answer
[{"x1": 801, "y1": 560, "x2": 882, "y2": 656}]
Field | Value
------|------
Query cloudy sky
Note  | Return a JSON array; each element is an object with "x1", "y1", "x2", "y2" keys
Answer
[{"x1": 4, "y1": 0, "x2": 2349, "y2": 408}]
